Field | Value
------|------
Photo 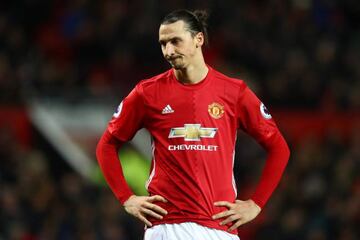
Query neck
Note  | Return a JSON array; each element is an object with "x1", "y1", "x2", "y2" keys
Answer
[{"x1": 174, "y1": 58, "x2": 208, "y2": 85}]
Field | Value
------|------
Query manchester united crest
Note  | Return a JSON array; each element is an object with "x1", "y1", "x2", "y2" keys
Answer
[{"x1": 208, "y1": 102, "x2": 224, "y2": 119}]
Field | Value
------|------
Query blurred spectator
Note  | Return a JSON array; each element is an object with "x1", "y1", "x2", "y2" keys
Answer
[{"x1": 0, "y1": 0, "x2": 359, "y2": 109}]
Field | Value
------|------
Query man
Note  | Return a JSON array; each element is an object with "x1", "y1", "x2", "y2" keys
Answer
[{"x1": 96, "y1": 9, "x2": 290, "y2": 240}]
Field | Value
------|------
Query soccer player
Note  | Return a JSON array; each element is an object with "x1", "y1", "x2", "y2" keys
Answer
[{"x1": 96, "y1": 9, "x2": 290, "y2": 240}]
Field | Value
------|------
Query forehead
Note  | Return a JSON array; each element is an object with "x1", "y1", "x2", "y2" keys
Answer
[{"x1": 159, "y1": 20, "x2": 189, "y2": 40}]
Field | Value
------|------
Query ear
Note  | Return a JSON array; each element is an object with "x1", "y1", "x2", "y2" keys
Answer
[{"x1": 195, "y1": 32, "x2": 204, "y2": 48}]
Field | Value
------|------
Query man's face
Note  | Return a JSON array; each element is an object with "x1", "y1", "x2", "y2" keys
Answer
[{"x1": 159, "y1": 20, "x2": 202, "y2": 69}]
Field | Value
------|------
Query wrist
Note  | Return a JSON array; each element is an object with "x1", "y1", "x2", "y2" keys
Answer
[
  {"x1": 249, "y1": 199, "x2": 262, "y2": 212},
  {"x1": 122, "y1": 194, "x2": 136, "y2": 206}
]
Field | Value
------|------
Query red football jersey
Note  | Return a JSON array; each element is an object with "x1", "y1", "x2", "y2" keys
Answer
[{"x1": 107, "y1": 66, "x2": 280, "y2": 234}]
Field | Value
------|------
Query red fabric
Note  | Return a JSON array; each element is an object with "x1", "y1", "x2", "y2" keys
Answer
[
  {"x1": 235, "y1": 79, "x2": 290, "y2": 208},
  {"x1": 99, "y1": 66, "x2": 290, "y2": 234},
  {"x1": 96, "y1": 130, "x2": 133, "y2": 204},
  {"x1": 250, "y1": 132, "x2": 290, "y2": 208}
]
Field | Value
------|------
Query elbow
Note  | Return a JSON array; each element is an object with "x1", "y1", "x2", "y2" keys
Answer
[
  {"x1": 96, "y1": 135, "x2": 105, "y2": 163},
  {"x1": 284, "y1": 141, "x2": 290, "y2": 161},
  {"x1": 267, "y1": 131, "x2": 291, "y2": 162},
  {"x1": 96, "y1": 130, "x2": 123, "y2": 162},
  {"x1": 95, "y1": 130, "x2": 111, "y2": 162},
  {"x1": 279, "y1": 134, "x2": 291, "y2": 164}
]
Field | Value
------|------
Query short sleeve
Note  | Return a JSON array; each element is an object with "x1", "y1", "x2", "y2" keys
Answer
[
  {"x1": 237, "y1": 84, "x2": 279, "y2": 145},
  {"x1": 107, "y1": 84, "x2": 145, "y2": 141}
]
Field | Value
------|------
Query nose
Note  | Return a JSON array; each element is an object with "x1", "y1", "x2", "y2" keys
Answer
[{"x1": 164, "y1": 43, "x2": 175, "y2": 58}]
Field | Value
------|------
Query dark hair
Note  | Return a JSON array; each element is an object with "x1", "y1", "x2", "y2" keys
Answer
[{"x1": 160, "y1": 9, "x2": 209, "y2": 46}]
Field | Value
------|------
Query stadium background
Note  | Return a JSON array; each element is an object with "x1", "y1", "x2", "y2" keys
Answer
[{"x1": 0, "y1": 0, "x2": 359, "y2": 239}]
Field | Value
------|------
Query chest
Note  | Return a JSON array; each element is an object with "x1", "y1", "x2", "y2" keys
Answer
[{"x1": 143, "y1": 86, "x2": 237, "y2": 133}]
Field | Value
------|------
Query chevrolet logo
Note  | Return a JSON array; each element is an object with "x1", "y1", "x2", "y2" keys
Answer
[{"x1": 169, "y1": 124, "x2": 217, "y2": 141}]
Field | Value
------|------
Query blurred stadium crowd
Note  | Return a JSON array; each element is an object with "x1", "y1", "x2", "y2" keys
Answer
[
  {"x1": 0, "y1": 0, "x2": 359, "y2": 239},
  {"x1": 1, "y1": 0, "x2": 359, "y2": 108}
]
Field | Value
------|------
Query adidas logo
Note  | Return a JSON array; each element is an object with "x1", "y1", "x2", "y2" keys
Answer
[{"x1": 162, "y1": 104, "x2": 174, "y2": 114}]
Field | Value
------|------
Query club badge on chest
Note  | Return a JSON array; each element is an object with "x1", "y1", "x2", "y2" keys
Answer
[{"x1": 208, "y1": 102, "x2": 224, "y2": 119}]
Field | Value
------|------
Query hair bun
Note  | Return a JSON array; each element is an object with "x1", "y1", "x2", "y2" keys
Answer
[{"x1": 193, "y1": 10, "x2": 209, "y2": 27}]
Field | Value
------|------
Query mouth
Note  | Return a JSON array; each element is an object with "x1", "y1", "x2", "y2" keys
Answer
[{"x1": 167, "y1": 56, "x2": 181, "y2": 61}]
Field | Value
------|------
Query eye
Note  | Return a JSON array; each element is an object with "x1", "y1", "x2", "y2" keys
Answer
[
  {"x1": 171, "y1": 38, "x2": 180, "y2": 45},
  {"x1": 159, "y1": 41, "x2": 166, "y2": 47}
]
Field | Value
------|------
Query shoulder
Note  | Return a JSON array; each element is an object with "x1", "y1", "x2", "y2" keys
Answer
[
  {"x1": 135, "y1": 69, "x2": 172, "y2": 95},
  {"x1": 211, "y1": 67, "x2": 248, "y2": 93}
]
